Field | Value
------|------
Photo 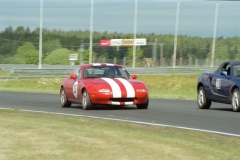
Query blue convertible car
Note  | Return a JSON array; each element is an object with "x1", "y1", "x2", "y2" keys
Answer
[{"x1": 197, "y1": 60, "x2": 240, "y2": 112}]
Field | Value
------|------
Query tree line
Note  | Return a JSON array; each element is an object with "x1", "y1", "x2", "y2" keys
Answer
[{"x1": 0, "y1": 26, "x2": 239, "y2": 65}]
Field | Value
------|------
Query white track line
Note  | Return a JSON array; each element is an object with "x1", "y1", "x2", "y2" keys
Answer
[{"x1": 1, "y1": 107, "x2": 240, "y2": 137}]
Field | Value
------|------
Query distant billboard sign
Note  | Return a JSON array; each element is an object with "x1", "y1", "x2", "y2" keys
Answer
[
  {"x1": 100, "y1": 39, "x2": 110, "y2": 46},
  {"x1": 122, "y1": 39, "x2": 134, "y2": 46},
  {"x1": 135, "y1": 38, "x2": 146, "y2": 45},
  {"x1": 69, "y1": 54, "x2": 78, "y2": 61},
  {"x1": 110, "y1": 39, "x2": 122, "y2": 46},
  {"x1": 100, "y1": 38, "x2": 146, "y2": 47}
]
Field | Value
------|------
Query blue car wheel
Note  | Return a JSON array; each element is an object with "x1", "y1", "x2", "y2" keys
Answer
[
  {"x1": 231, "y1": 89, "x2": 240, "y2": 112},
  {"x1": 197, "y1": 87, "x2": 211, "y2": 109}
]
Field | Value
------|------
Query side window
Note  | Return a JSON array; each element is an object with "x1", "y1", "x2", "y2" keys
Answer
[
  {"x1": 73, "y1": 68, "x2": 81, "y2": 80},
  {"x1": 233, "y1": 65, "x2": 240, "y2": 77},
  {"x1": 221, "y1": 63, "x2": 231, "y2": 76},
  {"x1": 119, "y1": 67, "x2": 130, "y2": 78},
  {"x1": 78, "y1": 69, "x2": 82, "y2": 80},
  {"x1": 226, "y1": 64, "x2": 231, "y2": 76}
]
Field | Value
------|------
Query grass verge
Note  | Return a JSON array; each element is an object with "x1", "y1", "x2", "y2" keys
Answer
[
  {"x1": 3, "y1": 71, "x2": 236, "y2": 159},
  {"x1": 1, "y1": 109, "x2": 240, "y2": 160},
  {"x1": 0, "y1": 74, "x2": 198, "y2": 100}
]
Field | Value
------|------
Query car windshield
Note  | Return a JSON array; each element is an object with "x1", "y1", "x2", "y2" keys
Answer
[
  {"x1": 233, "y1": 64, "x2": 240, "y2": 77},
  {"x1": 84, "y1": 66, "x2": 130, "y2": 78}
]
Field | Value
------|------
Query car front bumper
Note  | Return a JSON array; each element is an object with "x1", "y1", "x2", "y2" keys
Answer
[{"x1": 89, "y1": 91, "x2": 148, "y2": 105}]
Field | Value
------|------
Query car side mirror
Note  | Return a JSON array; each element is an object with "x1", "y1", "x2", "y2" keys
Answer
[
  {"x1": 70, "y1": 73, "x2": 77, "y2": 80},
  {"x1": 220, "y1": 70, "x2": 227, "y2": 77},
  {"x1": 131, "y1": 74, "x2": 137, "y2": 79}
]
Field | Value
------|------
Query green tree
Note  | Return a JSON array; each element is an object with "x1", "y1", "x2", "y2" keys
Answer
[
  {"x1": 44, "y1": 48, "x2": 72, "y2": 64},
  {"x1": 126, "y1": 47, "x2": 144, "y2": 67},
  {"x1": 82, "y1": 49, "x2": 97, "y2": 64},
  {"x1": 42, "y1": 39, "x2": 62, "y2": 59},
  {"x1": 0, "y1": 42, "x2": 18, "y2": 56},
  {"x1": 12, "y1": 42, "x2": 36, "y2": 64},
  {"x1": 24, "y1": 50, "x2": 39, "y2": 64},
  {"x1": 1, "y1": 25, "x2": 240, "y2": 65}
]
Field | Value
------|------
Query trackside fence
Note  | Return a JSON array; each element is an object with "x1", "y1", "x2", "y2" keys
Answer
[{"x1": 0, "y1": 58, "x2": 223, "y2": 75}]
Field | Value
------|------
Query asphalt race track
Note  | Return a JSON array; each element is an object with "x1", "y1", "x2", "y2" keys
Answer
[{"x1": 1, "y1": 91, "x2": 240, "y2": 136}]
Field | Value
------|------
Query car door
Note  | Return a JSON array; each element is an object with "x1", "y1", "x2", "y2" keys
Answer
[
  {"x1": 210, "y1": 74, "x2": 232, "y2": 101},
  {"x1": 219, "y1": 64, "x2": 240, "y2": 101},
  {"x1": 72, "y1": 68, "x2": 82, "y2": 101},
  {"x1": 208, "y1": 63, "x2": 232, "y2": 101},
  {"x1": 216, "y1": 76, "x2": 232, "y2": 100},
  {"x1": 209, "y1": 73, "x2": 221, "y2": 96},
  {"x1": 67, "y1": 68, "x2": 81, "y2": 101},
  {"x1": 217, "y1": 65, "x2": 234, "y2": 100},
  {"x1": 77, "y1": 69, "x2": 86, "y2": 102}
]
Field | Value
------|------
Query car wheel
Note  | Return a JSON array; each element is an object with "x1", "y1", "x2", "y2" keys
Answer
[
  {"x1": 231, "y1": 89, "x2": 240, "y2": 112},
  {"x1": 197, "y1": 87, "x2": 211, "y2": 109},
  {"x1": 137, "y1": 98, "x2": 149, "y2": 109},
  {"x1": 82, "y1": 90, "x2": 93, "y2": 110},
  {"x1": 60, "y1": 87, "x2": 71, "y2": 108}
]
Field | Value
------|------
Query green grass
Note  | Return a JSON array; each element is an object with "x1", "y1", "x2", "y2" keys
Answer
[
  {"x1": 0, "y1": 69, "x2": 12, "y2": 76},
  {"x1": 1, "y1": 109, "x2": 240, "y2": 160},
  {"x1": 3, "y1": 71, "x2": 237, "y2": 160},
  {"x1": 138, "y1": 74, "x2": 197, "y2": 100},
  {"x1": 0, "y1": 72, "x2": 198, "y2": 100},
  {"x1": 0, "y1": 77, "x2": 63, "y2": 94}
]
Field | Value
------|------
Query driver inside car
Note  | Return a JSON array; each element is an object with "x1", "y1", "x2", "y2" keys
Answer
[{"x1": 108, "y1": 68, "x2": 115, "y2": 77}]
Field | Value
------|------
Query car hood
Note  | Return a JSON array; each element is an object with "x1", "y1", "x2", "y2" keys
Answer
[
  {"x1": 86, "y1": 78, "x2": 147, "y2": 97},
  {"x1": 88, "y1": 77, "x2": 145, "y2": 86}
]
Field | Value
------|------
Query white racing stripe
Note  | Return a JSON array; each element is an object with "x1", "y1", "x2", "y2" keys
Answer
[
  {"x1": 105, "y1": 63, "x2": 114, "y2": 66},
  {"x1": 92, "y1": 63, "x2": 101, "y2": 66},
  {"x1": 111, "y1": 102, "x2": 121, "y2": 105},
  {"x1": 110, "y1": 102, "x2": 133, "y2": 105},
  {"x1": 101, "y1": 78, "x2": 121, "y2": 98},
  {"x1": 116, "y1": 78, "x2": 135, "y2": 98},
  {"x1": 92, "y1": 63, "x2": 114, "y2": 66},
  {"x1": 125, "y1": 102, "x2": 134, "y2": 105}
]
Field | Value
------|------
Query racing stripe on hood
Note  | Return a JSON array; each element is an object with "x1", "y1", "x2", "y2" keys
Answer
[
  {"x1": 116, "y1": 78, "x2": 135, "y2": 98},
  {"x1": 101, "y1": 78, "x2": 135, "y2": 98},
  {"x1": 101, "y1": 78, "x2": 121, "y2": 98}
]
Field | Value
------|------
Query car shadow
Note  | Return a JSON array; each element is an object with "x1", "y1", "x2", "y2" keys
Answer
[
  {"x1": 209, "y1": 108, "x2": 234, "y2": 112},
  {"x1": 70, "y1": 104, "x2": 138, "y2": 110},
  {"x1": 93, "y1": 105, "x2": 137, "y2": 110}
]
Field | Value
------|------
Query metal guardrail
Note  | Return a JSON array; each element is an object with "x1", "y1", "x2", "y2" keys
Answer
[{"x1": 0, "y1": 64, "x2": 218, "y2": 75}]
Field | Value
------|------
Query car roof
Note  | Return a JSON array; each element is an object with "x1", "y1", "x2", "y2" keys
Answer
[
  {"x1": 216, "y1": 60, "x2": 240, "y2": 73},
  {"x1": 78, "y1": 63, "x2": 123, "y2": 68},
  {"x1": 79, "y1": 63, "x2": 123, "y2": 68}
]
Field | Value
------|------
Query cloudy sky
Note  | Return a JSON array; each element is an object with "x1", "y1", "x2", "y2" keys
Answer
[{"x1": 0, "y1": 0, "x2": 239, "y2": 38}]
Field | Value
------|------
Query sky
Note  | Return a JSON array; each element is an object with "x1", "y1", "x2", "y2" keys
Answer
[{"x1": 0, "y1": 0, "x2": 239, "y2": 38}]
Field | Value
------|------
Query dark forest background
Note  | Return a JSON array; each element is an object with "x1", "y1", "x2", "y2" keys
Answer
[{"x1": 0, "y1": 26, "x2": 239, "y2": 65}]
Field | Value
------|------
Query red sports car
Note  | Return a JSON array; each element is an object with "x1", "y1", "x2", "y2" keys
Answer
[{"x1": 60, "y1": 63, "x2": 149, "y2": 110}]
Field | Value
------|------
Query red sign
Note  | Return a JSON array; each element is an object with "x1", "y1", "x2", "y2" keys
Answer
[{"x1": 100, "y1": 39, "x2": 110, "y2": 46}]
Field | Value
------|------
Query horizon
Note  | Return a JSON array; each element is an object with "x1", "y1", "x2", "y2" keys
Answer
[{"x1": 0, "y1": 0, "x2": 240, "y2": 38}]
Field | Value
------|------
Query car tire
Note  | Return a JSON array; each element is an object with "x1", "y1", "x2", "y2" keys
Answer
[
  {"x1": 82, "y1": 89, "x2": 93, "y2": 110},
  {"x1": 137, "y1": 98, "x2": 149, "y2": 109},
  {"x1": 60, "y1": 87, "x2": 71, "y2": 108},
  {"x1": 231, "y1": 89, "x2": 240, "y2": 112},
  {"x1": 197, "y1": 87, "x2": 211, "y2": 109}
]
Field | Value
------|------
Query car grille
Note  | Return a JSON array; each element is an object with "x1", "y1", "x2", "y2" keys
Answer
[{"x1": 110, "y1": 98, "x2": 135, "y2": 102}]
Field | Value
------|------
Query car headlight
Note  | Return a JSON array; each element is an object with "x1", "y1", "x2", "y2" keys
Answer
[
  {"x1": 99, "y1": 89, "x2": 110, "y2": 93},
  {"x1": 136, "y1": 89, "x2": 147, "y2": 92}
]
